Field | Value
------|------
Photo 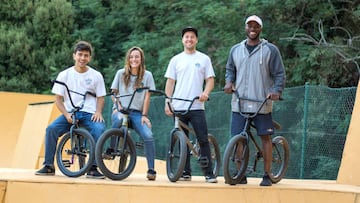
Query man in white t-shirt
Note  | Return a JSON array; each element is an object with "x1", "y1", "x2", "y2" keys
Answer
[
  {"x1": 35, "y1": 41, "x2": 106, "y2": 179},
  {"x1": 164, "y1": 27, "x2": 217, "y2": 183}
]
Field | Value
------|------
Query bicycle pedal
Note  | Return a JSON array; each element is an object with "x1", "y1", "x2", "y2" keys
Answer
[
  {"x1": 62, "y1": 160, "x2": 71, "y2": 167},
  {"x1": 136, "y1": 142, "x2": 144, "y2": 147}
]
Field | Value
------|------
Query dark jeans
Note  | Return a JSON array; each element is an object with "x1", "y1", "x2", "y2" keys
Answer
[
  {"x1": 43, "y1": 111, "x2": 106, "y2": 166},
  {"x1": 179, "y1": 110, "x2": 213, "y2": 176}
]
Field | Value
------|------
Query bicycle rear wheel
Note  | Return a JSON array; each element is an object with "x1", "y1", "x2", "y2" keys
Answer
[
  {"x1": 166, "y1": 130, "x2": 187, "y2": 182},
  {"x1": 223, "y1": 133, "x2": 249, "y2": 185},
  {"x1": 270, "y1": 135, "x2": 289, "y2": 183},
  {"x1": 95, "y1": 128, "x2": 137, "y2": 180},
  {"x1": 56, "y1": 129, "x2": 95, "y2": 177},
  {"x1": 208, "y1": 134, "x2": 221, "y2": 177}
]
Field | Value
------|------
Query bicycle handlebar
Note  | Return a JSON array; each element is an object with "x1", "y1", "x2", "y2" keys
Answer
[
  {"x1": 149, "y1": 89, "x2": 205, "y2": 116},
  {"x1": 52, "y1": 80, "x2": 96, "y2": 110},
  {"x1": 112, "y1": 86, "x2": 150, "y2": 114},
  {"x1": 232, "y1": 90, "x2": 282, "y2": 118}
]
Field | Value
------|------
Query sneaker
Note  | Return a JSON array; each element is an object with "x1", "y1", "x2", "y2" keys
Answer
[
  {"x1": 225, "y1": 174, "x2": 247, "y2": 185},
  {"x1": 260, "y1": 173, "x2": 272, "y2": 186},
  {"x1": 35, "y1": 165, "x2": 55, "y2": 176},
  {"x1": 205, "y1": 174, "x2": 218, "y2": 183},
  {"x1": 146, "y1": 169, "x2": 157, "y2": 181},
  {"x1": 86, "y1": 167, "x2": 105, "y2": 179},
  {"x1": 179, "y1": 171, "x2": 192, "y2": 181},
  {"x1": 239, "y1": 176, "x2": 247, "y2": 184}
]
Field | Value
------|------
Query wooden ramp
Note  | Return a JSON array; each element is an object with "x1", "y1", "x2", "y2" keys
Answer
[{"x1": 1, "y1": 168, "x2": 360, "y2": 203}]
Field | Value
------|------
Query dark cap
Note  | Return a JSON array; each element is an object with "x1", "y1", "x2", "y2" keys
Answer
[{"x1": 182, "y1": 27, "x2": 198, "y2": 37}]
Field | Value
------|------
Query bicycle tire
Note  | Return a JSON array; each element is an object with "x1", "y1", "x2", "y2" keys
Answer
[
  {"x1": 270, "y1": 135, "x2": 289, "y2": 183},
  {"x1": 166, "y1": 130, "x2": 187, "y2": 182},
  {"x1": 56, "y1": 129, "x2": 95, "y2": 177},
  {"x1": 223, "y1": 134, "x2": 249, "y2": 185},
  {"x1": 208, "y1": 134, "x2": 221, "y2": 177},
  {"x1": 95, "y1": 128, "x2": 137, "y2": 180}
]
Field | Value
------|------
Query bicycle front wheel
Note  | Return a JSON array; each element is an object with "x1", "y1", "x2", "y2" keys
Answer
[
  {"x1": 56, "y1": 129, "x2": 95, "y2": 177},
  {"x1": 166, "y1": 130, "x2": 187, "y2": 182},
  {"x1": 223, "y1": 134, "x2": 249, "y2": 185},
  {"x1": 208, "y1": 134, "x2": 221, "y2": 177},
  {"x1": 270, "y1": 136, "x2": 289, "y2": 183},
  {"x1": 95, "y1": 128, "x2": 137, "y2": 180}
]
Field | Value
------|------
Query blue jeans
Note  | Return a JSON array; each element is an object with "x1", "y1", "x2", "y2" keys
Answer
[
  {"x1": 43, "y1": 111, "x2": 106, "y2": 166},
  {"x1": 179, "y1": 110, "x2": 213, "y2": 176},
  {"x1": 112, "y1": 110, "x2": 155, "y2": 170}
]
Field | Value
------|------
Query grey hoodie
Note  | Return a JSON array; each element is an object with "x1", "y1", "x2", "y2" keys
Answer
[{"x1": 225, "y1": 39, "x2": 286, "y2": 114}]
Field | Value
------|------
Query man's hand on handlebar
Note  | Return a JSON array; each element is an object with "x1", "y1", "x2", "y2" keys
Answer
[
  {"x1": 164, "y1": 101, "x2": 173, "y2": 116},
  {"x1": 223, "y1": 82, "x2": 234, "y2": 94},
  {"x1": 267, "y1": 92, "x2": 281, "y2": 100},
  {"x1": 199, "y1": 92, "x2": 209, "y2": 102}
]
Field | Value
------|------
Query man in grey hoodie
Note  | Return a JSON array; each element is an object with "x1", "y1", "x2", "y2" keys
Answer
[{"x1": 223, "y1": 15, "x2": 286, "y2": 186}]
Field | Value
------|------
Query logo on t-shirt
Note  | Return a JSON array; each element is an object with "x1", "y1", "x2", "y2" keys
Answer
[
  {"x1": 195, "y1": 63, "x2": 200, "y2": 68},
  {"x1": 85, "y1": 78, "x2": 92, "y2": 85}
]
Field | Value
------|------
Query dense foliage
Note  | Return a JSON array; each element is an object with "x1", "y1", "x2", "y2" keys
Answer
[{"x1": 0, "y1": 0, "x2": 359, "y2": 93}]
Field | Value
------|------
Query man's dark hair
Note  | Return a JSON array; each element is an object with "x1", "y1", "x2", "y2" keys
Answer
[{"x1": 73, "y1": 41, "x2": 93, "y2": 56}]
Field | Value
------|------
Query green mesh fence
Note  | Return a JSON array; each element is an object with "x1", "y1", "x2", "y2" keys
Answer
[{"x1": 103, "y1": 84, "x2": 357, "y2": 180}]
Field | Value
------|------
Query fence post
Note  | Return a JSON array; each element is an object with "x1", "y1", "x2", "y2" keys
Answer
[{"x1": 300, "y1": 82, "x2": 309, "y2": 179}]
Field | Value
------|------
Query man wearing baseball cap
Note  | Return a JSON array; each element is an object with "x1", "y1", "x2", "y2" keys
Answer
[
  {"x1": 223, "y1": 15, "x2": 286, "y2": 186},
  {"x1": 164, "y1": 27, "x2": 217, "y2": 183}
]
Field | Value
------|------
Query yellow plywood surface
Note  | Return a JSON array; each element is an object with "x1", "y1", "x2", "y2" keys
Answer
[
  {"x1": 0, "y1": 92, "x2": 55, "y2": 168},
  {"x1": 337, "y1": 82, "x2": 360, "y2": 185},
  {"x1": 0, "y1": 169, "x2": 360, "y2": 203},
  {"x1": 11, "y1": 103, "x2": 57, "y2": 169}
]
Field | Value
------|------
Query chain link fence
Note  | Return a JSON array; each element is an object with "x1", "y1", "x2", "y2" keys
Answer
[{"x1": 103, "y1": 84, "x2": 357, "y2": 180}]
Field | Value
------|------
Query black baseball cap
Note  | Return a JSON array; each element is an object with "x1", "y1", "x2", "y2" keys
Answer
[{"x1": 182, "y1": 27, "x2": 198, "y2": 37}]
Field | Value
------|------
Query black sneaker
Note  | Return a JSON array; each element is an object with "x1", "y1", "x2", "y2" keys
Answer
[
  {"x1": 86, "y1": 167, "x2": 105, "y2": 179},
  {"x1": 239, "y1": 176, "x2": 247, "y2": 184},
  {"x1": 146, "y1": 169, "x2": 157, "y2": 181},
  {"x1": 205, "y1": 174, "x2": 218, "y2": 183},
  {"x1": 260, "y1": 173, "x2": 272, "y2": 186},
  {"x1": 179, "y1": 171, "x2": 191, "y2": 181},
  {"x1": 35, "y1": 165, "x2": 55, "y2": 176}
]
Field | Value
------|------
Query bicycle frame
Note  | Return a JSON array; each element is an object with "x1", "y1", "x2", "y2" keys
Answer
[
  {"x1": 111, "y1": 87, "x2": 150, "y2": 151},
  {"x1": 149, "y1": 89, "x2": 221, "y2": 181},
  {"x1": 233, "y1": 90, "x2": 273, "y2": 173}
]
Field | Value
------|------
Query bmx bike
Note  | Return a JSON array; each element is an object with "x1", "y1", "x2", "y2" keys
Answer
[
  {"x1": 53, "y1": 80, "x2": 96, "y2": 177},
  {"x1": 223, "y1": 90, "x2": 289, "y2": 185}
]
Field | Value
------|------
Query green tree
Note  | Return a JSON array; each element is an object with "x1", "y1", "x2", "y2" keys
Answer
[{"x1": 0, "y1": 0, "x2": 74, "y2": 93}]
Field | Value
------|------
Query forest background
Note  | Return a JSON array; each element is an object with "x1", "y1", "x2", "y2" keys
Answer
[{"x1": 0, "y1": 0, "x2": 359, "y2": 92}]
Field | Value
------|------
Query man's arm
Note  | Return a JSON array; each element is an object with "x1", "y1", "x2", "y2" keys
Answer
[
  {"x1": 200, "y1": 76, "x2": 214, "y2": 102},
  {"x1": 164, "y1": 78, "x2": 175, "y2": 116},
  {"x1": 224, "y1": 48, "x2": 236, "y2": 94},
  {"x1": 54, "y1": 94, "x2": 72, "y2": 123},
  {"x1": 92, "y1": 96, "x2": 105, "y2": 122}
]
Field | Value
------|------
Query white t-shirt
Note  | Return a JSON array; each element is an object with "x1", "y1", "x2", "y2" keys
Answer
[
  {"x1": 52, "y1": 66, "x2": 106, "y2": 114},
  {"x1": 164, "y1": 51, "x2": 215, "y2": 110},
  {"x1": 111, "y1": 68, "x2": 156, "y2": 111}
]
